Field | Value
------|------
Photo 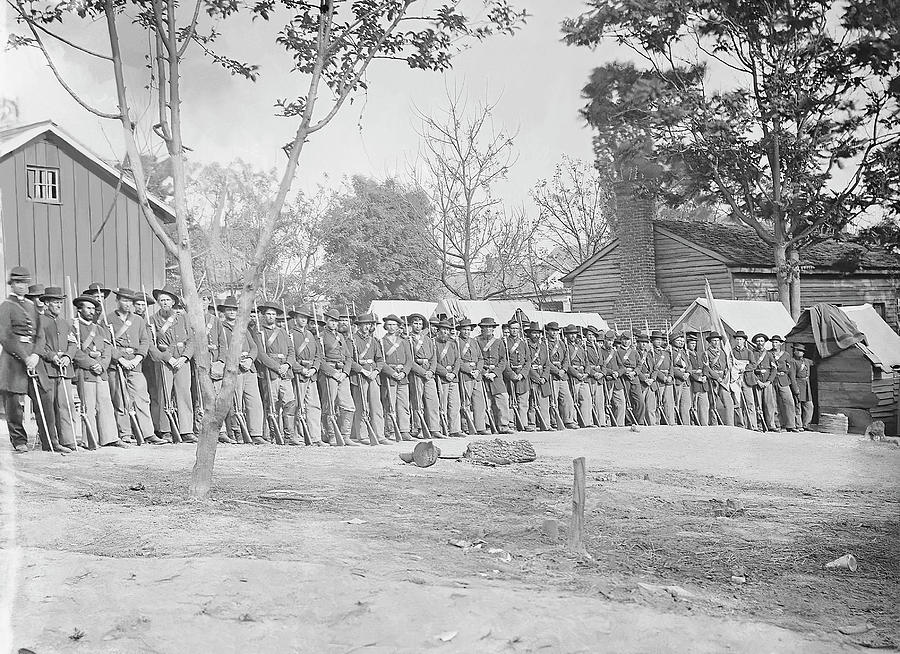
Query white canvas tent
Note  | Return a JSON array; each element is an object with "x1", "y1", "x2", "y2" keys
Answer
[
  {"x1": 367, "y1": 300, "x2": 438, "y2": 336},
  {"x1": 531, "y1": 310, "x2": 609, "y2": 331},
  {"x1": 672, "y1": 299, "x2": 794, "y2": 339},
  {"x1": 433, "y1": 299, "x2": 536, "y2": 325},
  {"x1": 842, "y1": 304, "x2": 900, "y2": 371}
]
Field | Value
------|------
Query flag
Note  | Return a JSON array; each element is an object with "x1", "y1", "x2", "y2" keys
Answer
[{"x1": 704, "y1": 278, "x2": 731, "y2": 355}]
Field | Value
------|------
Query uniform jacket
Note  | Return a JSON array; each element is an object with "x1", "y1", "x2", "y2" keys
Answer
[
  {"x1": 291, "y1": 328, "x2": 321, "y2": 380},
  {"x1": 477, "y1": 334, "x2": 508, "y2": 395},
  {"x1": 73, "y1": 318, "x2": 112, "y2": 383},
  {"x1": 380, "y1": 334, "x2": 412, "y2": 384},
  {"x1": 526, "y1": 339, "x2": 550, "y2": 395},
  {"x1": 565, "y1": 341, "x2": 589, "y2": 382},
  {"x1": 319, "y1": 329, "x2": 352, "y2": 378},
  {"x1": 792, "y1": 357, "x2": 812, "y2": 400},
  {"x1": 636, "y1": 348, "x2": 656, "y2": 389},
  {"x1": 547, "y1": 339, "x2": 569, "y2": 382},
  {"x1": 702, "y1": 348, "x2": 731, "y2": 386},
  {"x1": 205, "y1": 311, "x2": 221, "y2": 360},
  {"x1": 218, "y1": 320, "x2": 259, "y2": 371},
  {"x1": 732, "y1": 345, "x2": 757, "y2": 386},
  {"x1": 457, "y1": 336, "x2": 484, "y2": 380},
  {"x1": 106, "y1": 310, "x2": 151, "y2": 373},
  {"x1": 601, "y1": 345, "x2": 625, "y2": 389},
  {"x1": 408, "y1": 332, "x2": 437, "y2": 377},
  {"x1": 351, "y1": 332, "x2": 383, "y2": 385},
  {"x1": 149, "y1": 309, "x2": 195, "y2": 362},
  {"x1": 771, "y1": 350, "x2": 795, "y2": 388},
  {"x1": 752, "y1": 348, "x2": 775, "y2": 384},
  {"x1": 435, "y1": 337, "x2": 461, "y2": 381},
  {"x1": 503, "y1": 336, "x2": 530, "y2": 394},
  {"x1": 585, "y1": 343, "x2": 603, "y2": 381},
  {"x1": 671, "y1": 347, "x2": 690, "y2": 385},
  {"x1": 0, "y1": 295, "x2": 49, "y2": 392},
  {"x1": 620, "y1": 346, "x2": 641, "y2": 390},
  {"x1": 40, "y1": 313, "x2": 76, "y2": 379},
  {"x1": 653, "y1": 348, "x2": 674, "y2": 386},
  {"x1": 687, "y1": 349, "x2": 706, "y2": 392},
  {"x1": 255, "y1": 323, "x2": 295, "y2": 381}
]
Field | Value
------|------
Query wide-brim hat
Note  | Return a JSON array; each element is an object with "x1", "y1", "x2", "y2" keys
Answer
[
  {"x1": 356, "y1": 312, "x2": 376, "y2": 324},
  {"x1": 73, "y1": 294, "x2": 100, "y2": 309},
  {"x1": 563, "y1": 324, "x2": 579, "y2": 334},
  {"x1": 8, "y1": 266, "x2": 32, "y2": 284},
  {"x1": 383, "y1": 313, "x2": 401, "y2": 325},
  {"x1": 733, "y1": 330, "x2": 749, "y2": 339},
  {"x1": 545, "y1": 321, "x2": 560, "y2": 331},
  {"x1": 407, "y1": 313, "x2": 428, "y2": 326},
  {"x1": 257, "y1": 302, "x2": 284, "y2": 316},
  {"x1": 40, "y1": 286, "x2": 65, "y2": 301},
  {"x1": 152, "y1": 284, "x2": 180, "y2": 302},
  {"x1": 669, "y1": 334, "x2": 684, "y2": 345},
  {"x1": 434, "y1": 319, "x2": 452, "y2": 330},
  {"x1": 793, "y1": 343, "x2": 806, "y2": 351},
  {"x1": 478, "y1": 317, "x2": 499, "y2": 328},
  {"x1": 25, "y1": 284, "x2": 45, "y2": 298},
  {"x1": 752, "y1": 332, "x2": 768, "y2": 343},
  {"x1": 322, "y1": 308, "x2": 339, "y2": 321},
  {"x1": 770, "y1": 334, "x2": 784, "y2": 343},
  {"x1": 524, "y1": 321, "x2": 542, "y2": 333},
  {"x1": 619, "y1": 331, "x2": 633, "y2": 341},
  {"x1": 603, "y1": 329, "x2": 617, "y2": 339},
  {"x1": 705, "y1": 331, "x2": 723, "y2": 342},
  {"x1": 637, "y1": 334, "x2": 650, "y2": 343},
  {"x1": 134, "y1": 292, "x2": 155, "y2": 305},
  {"x1": 650, "y1": 330, "x2": 666, "y2": 341},
  {"x1": 455, "y1": 318, "x2": 474, "y2": 330},
  {"x1": 82, "y1": 282, "x2": 111, "y2": 298},
  {"x1": 217, "y1": 296, "x2": 239, "y2": 310},
  {"x1": 112, "y1": 287, "x2": 135, "y2": 300},
  {"x1": 288, "y1": 304, "x2": 314, "y2": 319},
  {"x1": 685, "y1": 333, "x2": 698, "y2": 342}
]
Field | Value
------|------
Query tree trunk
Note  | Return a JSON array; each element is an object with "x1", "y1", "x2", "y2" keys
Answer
[
  {"x1": 773, "y1": 241, "x2": 791, "y2": 315},
  {"x1": 788, "y1": 247, "x2": 801, "y2": 321}
]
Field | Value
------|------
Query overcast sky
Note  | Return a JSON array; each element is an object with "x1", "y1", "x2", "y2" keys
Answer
[{"x1": 3, "y1": 0, "x2": 618, "y2": 209}]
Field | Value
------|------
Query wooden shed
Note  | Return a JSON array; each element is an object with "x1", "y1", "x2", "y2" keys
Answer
[
  {"x1": 0, "y1": 120, "x2": 173, "y2": 290},
  {"x1": 789, "y1": 304, "x2": 900, "y2": 435}
]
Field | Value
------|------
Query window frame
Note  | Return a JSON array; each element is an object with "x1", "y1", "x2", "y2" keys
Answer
[{"x1": 25, "y1": 165, "x2": 62, "y2": 205}]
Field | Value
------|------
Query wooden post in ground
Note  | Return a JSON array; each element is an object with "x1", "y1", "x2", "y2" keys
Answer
[{"x1": 567, "y1": 457, "x2": 587, "y2": 555}]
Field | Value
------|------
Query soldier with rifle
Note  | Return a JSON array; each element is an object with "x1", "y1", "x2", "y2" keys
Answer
[
  {"x1": 434, "y1": 318, "x2": 465, "y2": 438},
  {"x1": 750, "y1": 333, "x2": 776, "y2": 431},
  {"x1": 651, "y1": 330, "x2": 676, "y2": 425},
  {"x1": 104, "y1": 288, "x2": 157, "y2": 445},
  {"x1": 731, "y1": 330, "x2": 760, "y2": 431},
  {"x1": 524, "y1": 321, "x2": 551, "y2": 431},
  {"x1": 289, "y1": 305, "x2": 325, "y2": 446},
  {"x1": 255, "y1": 301, "x2": 297, "y2": 445},
  {"x1": 670, "y1": 332, "x2": 692, "y2": 426},
  {"x1": 406, "y1": 313, "x2": 441, "y2": 439},
  {"x1": 563, "y1": 325, "x2": 592, "y2": 427},
  {"x1": 503, "y1": 318, "x2": 529, "y2": 432},
  {"x1": 686, "y1": 332, "x2": 708, "y2": 425},
  {"x1": 769, "y1": 335, "x2": 798, "y2": 432},
  {"x1": 350, "y1": 312, "x2": 387, "y2": 445},
  {"x1": 380, "y1": 314, "x2": 412, "y2": 441},
  {"x1": 545, "y1": 322, "x2": 576, "y2": 429},
  {"x1": 38, "y1": 285, "x2": 83, "y2": 451},
  {"x1": 316, "y1": 307, "x2": 355, "y2": 446},
  {"x1": 791, "y1": 343, "x2": 814, "y2": 431},
  {"x1": 476, "y1": 317, "x2": 513, "y2": 434},
  {"x1": 601, "y1": 330, "x2": 625, "y2": 427},
  {"x1": 619, "y1": 332, "x2": 646, "y2": 426},
  {"x1": 217, "y1": 296, "x2": 264, "y2": 444},
  {"x1": 635, "y1": 333, "x2": 658, "y2": 425},
  {"x1": 455, "y1": 318, "x2": 483, "y2": 435},
  {"x1": 702, "y1": 332, "x2": 734, "y2": 426},
  {"x1": 149, "y1": 285, "x2": 196, "y2": 444},
  {"x1": 71, "y1": 293, "x2": 124, "y2": 447},
  {"x1": 133, "y1": 289, "x2": 166, "y2": 441},
  {"x1": 583, "y1": 327, "x2": 607, "y2": 427}
]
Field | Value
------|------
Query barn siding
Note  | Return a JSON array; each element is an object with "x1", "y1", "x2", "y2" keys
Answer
[
  {"x1": 0, "y1": 133, "x2": 168, "y2": 291},
  {"x1": 654, "y1": 230, "x2": 731, "y2": 317},
  {"x1": 733, "y1": 271, "x2": 900, "y2": 330},
  {"x1": 570, "y1": 243, "x2": 620, "y2": 316}
]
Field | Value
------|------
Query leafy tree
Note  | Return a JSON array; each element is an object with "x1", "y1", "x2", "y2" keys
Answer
[
  {"x1": 317, "y1": 175, "x2": 440, "y2": 307},
  {"x1": 10, "y1": 0, "x2": 526, "y2": 497},
  {"x1": 564, "y1": 0, "x2": 899, "y2": 318}
]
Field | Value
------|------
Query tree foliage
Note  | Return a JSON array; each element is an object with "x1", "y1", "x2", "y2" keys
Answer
[{"x1": 563, "y1": 0, "x2": 899, "y2": 316}]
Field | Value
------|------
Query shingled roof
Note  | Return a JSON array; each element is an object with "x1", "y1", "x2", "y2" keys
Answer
[{"x1": 654, "y1": 218, "x2": 900, "y2": 272}]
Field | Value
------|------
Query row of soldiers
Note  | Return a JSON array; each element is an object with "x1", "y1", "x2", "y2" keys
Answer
[{"x1": 1, "y1": 266, "x2": 814, "y2": 455}]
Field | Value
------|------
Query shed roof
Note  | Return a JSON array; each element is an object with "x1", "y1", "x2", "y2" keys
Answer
[
  {"x1": 0, "y1": 120, "x2": 175, "y2": 222},
  {"x1": 671, "y1": 298, "x2": 795, "y2": 338},
  {"x1": 842, "y1": 305, "x2": 900, "y2": 371}
]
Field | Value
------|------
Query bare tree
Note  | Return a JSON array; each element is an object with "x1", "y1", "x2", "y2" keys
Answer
[
  {"x1": 530, "y1": 156, "x2": 612, "y2": 273},
  {"x1": 416, "y1": 92, "x2": 534, "y2": 299},
  {"x1": 10, "y1": 0, "x2": 526, "y2": 497}
]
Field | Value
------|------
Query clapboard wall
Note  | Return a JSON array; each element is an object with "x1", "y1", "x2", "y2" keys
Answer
[{"x1": 0, "y1": 132, "x2": 167, "y2": 291}]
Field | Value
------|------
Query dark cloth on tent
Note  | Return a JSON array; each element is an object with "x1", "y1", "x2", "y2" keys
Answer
[{"x1": 786, "y1": 304, "x2": 865, "y2": 358}]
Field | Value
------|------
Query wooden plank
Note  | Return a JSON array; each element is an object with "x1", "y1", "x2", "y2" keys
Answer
[
  {"x1": 73, "y1": 160, "x2": 93, "y2": 289},
  {"x1": 116, "y1": 190, "x2": 129, "y2": 286},
  {"x1": 818, "y1": 382, "x2": 878, "y2": 408},
  {"x1": 57, "y1": 148, "x2": 77, "y2": 281},
  {"x1": 0, "y1": 155, "x2": 17, "y2": 276},
  {"x1": 819, "y1": 407, "x2": 872, "y2": 433},
  {"x1": 45, "y1": 141, "x2": 63, "y2": 283},
  {"x1": 88, "y1": 172, "x2": 105, "y2": 285},
  {"x1": 100, "y1": 177, "x2": 118, "y2": 287},
  {"x1": 14, "y1": 151, "x2": 34, "y2": 271}
]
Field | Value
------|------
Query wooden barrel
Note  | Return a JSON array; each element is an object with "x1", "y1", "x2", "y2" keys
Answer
[{"x1": 819, "y1": 413, "x2": 849, "y2": 434}]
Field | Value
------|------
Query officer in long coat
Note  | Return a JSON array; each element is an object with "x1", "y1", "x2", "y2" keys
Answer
[
  {"x1": 524, "y1": 322, "x2": 551, "y2": 431},
  {"x1": 0, "y1": 267, "x2": 62, "y2": 453},
  {"x1": 380, "y1": 314, "x2": 413, "y2": 441},
  {"x1": 792, "y1": 343, "x2": 814, "y2": 430},
  {"x1": 39, "y1": 286, "x2": 80, "y2": 450},
  {"x1": 289, "y1": 306, "x2": 325, "y2": 446},
  {"x1": 770, "y1": 335, "x2": 798, "y2": 431}
]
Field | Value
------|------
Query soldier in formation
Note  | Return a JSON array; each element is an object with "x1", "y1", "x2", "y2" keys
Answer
[{"x1": 3, "y1": 275, "x2": 818, "y2": 455}]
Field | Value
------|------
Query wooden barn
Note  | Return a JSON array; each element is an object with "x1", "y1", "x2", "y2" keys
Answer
[
  {"x1": 560, "y1": 180, "x2": 900, "y2": 331},
  {"x1": 0, "y1": 120, "x2": 173, "y2": 290},
  {"x1": 788, "y1": 304, "x2": 900, "y2": 436}
]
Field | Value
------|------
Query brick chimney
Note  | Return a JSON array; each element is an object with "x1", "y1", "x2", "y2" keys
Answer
[{"x1": 610, "y1": 176, "x2": 671, "y2": 329}]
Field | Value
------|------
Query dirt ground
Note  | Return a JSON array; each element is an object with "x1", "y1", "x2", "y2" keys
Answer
[{"x1": 2, "y1": 425, "x2": 898, "y2": 653}]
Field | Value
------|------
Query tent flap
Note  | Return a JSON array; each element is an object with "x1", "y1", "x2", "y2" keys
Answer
[{"x1": 787, "y1": 303, "x2": 866, "y2": 359}]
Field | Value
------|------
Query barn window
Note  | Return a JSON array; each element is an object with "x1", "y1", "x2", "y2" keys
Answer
[
  {"x1": 26, "y1": 166, "x2": 61, "y2": 204},
  {"x1": 766, "y1": 289, "x2": 779, "y2": 302}
]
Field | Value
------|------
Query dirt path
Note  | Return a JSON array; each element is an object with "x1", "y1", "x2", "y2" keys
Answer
[{"x1": 3, "y1": 426, "x2": 898, "y2": 653}]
